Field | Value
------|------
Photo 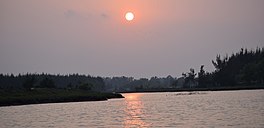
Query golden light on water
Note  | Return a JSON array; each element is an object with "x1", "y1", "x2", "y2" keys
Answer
[{"x1": 123, "y1": 93, "x2": 150, "y2": 127}]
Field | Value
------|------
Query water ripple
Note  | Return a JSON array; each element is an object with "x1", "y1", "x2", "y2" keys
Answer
[{"x1": 0, "y1": 90, "x2": 263, "y2": 127}]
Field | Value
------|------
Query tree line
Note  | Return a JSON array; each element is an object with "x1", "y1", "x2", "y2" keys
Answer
[
  {"x1": 1, "y1": 47, "x2": 263, "y2": 92},
  {"x1": 0, "y1": 73, "x2": 104, "y2": 91},
  {"x1": 104, "y1": 76, "x2": 176, "y2": 92},
  {"x1": 179, "y1": 47, "x2": 264, "y2": 88}
]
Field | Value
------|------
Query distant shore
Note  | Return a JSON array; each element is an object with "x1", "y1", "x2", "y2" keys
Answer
[
  {"x1": 0, "y1": 89, "x2": 124, "y2": 107},
  {"x1": 119, "y1": 86, "x2": 264, "y2": 93},
  {"x1": 1, "y1": 86, "x2": 263, "y2": 107}
]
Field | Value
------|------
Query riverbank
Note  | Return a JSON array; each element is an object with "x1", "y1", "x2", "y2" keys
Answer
[
  {"x1": 120, "y1": 85, "x2": 264, "y2": 93},
  {"x1": 0, "y1": 89, "x2": 124, "y2": 107}
]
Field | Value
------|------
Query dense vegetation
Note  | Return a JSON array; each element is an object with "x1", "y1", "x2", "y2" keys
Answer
[
  {"x1": 104, "y1": 47, "x2": 264, "y2": 92},
  {"x1": 0, "y1": 89, "x2": 124, "y2": 106},
  {"x1": 0, "y1": 47, "x2": 263, "y2": 94},
  {"x1": 104, "y1": 76, "x2": 176, "y2": 92},
  {"x1": 0, "y1": 74, "x2": 121, "y2": 106},
  {"x1": 197, "y1": 47, "x2": 264, "y2": 88},
  {"x1": 0, "y1": 74, "x2": 105, "y2": 91},
  {"x1": 211, "y1": 47, "x2": 264, "y2": 87}
]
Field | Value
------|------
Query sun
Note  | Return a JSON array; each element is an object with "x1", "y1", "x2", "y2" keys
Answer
[{"x1": 125, "y1": 12, "x2": 134, "y2": 21}]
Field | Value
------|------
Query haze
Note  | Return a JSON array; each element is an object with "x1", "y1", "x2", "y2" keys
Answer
[{"x1": 0, "y1": 0, "x2": 264, "y2": 78}]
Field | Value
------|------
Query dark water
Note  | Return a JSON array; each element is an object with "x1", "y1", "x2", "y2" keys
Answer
[{"x1": 0, "y1": 90, "x2": 264, "y2": 127}]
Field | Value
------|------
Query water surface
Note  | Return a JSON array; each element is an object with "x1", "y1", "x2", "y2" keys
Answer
[{"x1": 0, "y1": 90, "x2": 263, "y2": 127}]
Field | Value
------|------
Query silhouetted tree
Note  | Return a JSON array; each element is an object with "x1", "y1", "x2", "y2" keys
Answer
[
  {"x1": 211, "y1": 47, "x2": 264, "y2": 86},
  {"x1": 40, "y1": 78, "x2": 55, "y2": 88},
  {"x1": 22, "y1": 75, "x2": 36, "y2": 90},
  {"x1": 183, "y1": 68, "x2": 197, "y2": 88},
  {"x1": 198, "y1": 65, "x2": 206, "y2": 88}
]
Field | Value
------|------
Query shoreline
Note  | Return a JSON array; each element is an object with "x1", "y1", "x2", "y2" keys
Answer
[
  {"x1": 0, "y1": 89, "x2": 124, "y2": 107},
  {"x1": 1, "y1": 86, "x2": 263, "y2": 107},
  {"x1": 119, "y1": 86, "x2": 264, "y2": 93}
]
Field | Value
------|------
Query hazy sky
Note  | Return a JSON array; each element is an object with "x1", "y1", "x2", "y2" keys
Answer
[{"x1": 1, "y1": 0, "x2": 264, "y2": 78}]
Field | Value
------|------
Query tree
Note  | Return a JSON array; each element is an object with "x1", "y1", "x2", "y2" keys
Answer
[
  {"x1": 198, "y1": 65, "x2": 206, "y2": 88},
  {"x1": 40, "y1": 77, "x2": 55, "y2": 88},
  {"x1": 211, "y1": 47, "x2": 264, "y2": 86},
  {"x1": 23, "y1": 76, "x2": 36, "y2": 90},
  {"x1": 212, "y1": 55, "x2": 228, "y2": 71},
  {"x1": 183, "y1": 68, "x2": 197, "y2": 88}
]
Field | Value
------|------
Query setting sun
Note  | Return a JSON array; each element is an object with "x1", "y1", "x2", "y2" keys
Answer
[
  {"x1": 1, "y1": 1, "x2": 264, "y2": 128},
  {"x1": 125, "y1": 12, "x2": 134, "y2": 21}
]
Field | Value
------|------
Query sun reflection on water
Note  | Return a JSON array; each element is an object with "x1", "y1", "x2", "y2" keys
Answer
[{"x1": 124, "y1": 93, "x2": 150, "y2": 128}]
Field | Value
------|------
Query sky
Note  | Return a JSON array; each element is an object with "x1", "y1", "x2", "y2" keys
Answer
[{"x1": 0, "y1": 0, "x2": 264, "y2": 78}]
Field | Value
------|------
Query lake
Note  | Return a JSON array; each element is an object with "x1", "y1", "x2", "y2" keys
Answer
[{"x1": 0, "y1": 90, "x2": 263, "y2": 127}]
